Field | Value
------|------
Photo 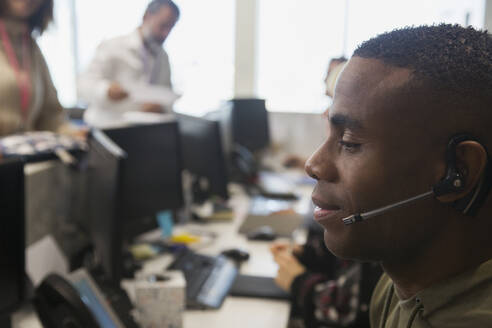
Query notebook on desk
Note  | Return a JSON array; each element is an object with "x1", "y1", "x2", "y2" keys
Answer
[
  {"x1": 238, "y1": 196, "x2": 303, "y2": 237},
  {"x1": 256, "y1": 171, "x2": 298, "y2": 200}
]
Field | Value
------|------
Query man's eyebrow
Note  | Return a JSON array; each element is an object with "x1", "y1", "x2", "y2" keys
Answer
[{"x1": 329, "y1": 113, "x2": 363, "y2": 130}]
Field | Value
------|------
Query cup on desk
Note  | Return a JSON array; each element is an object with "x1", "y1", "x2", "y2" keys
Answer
[{"x1": 134, "y1": 270, "x2": 185, "y2": 328}]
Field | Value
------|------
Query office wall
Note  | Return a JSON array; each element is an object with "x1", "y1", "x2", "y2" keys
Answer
[
  {"x1": 234, "y1": 0, "x2": 257, "y2": 97},
  {"x1": 486, "y1": 0, "x2": 492, "y2": 31},
  {"x1": 269, "y1": 112, "x2": 326, "y2": 159}
]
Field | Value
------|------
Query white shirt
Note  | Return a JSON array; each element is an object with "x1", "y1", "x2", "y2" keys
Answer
[{"x1": 78, "y1": 29, "x2": 174, "y2": 128}]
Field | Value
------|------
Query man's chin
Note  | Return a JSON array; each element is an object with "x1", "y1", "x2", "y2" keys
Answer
[{"x1": 323, "y1": 230, "x2": 379, "y2": 262}]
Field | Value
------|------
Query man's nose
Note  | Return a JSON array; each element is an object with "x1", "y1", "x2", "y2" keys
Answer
[{"x1": 305, "y1": 142, "x2": 338, "y2": 182}]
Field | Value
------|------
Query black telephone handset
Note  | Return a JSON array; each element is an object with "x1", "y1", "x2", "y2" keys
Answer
[
  {"x1": 34, "y1": 274, "x2": 100, "y2": 328},
  {"x1": 33, "y1": 269, "x2": 128, "y2": 328}
]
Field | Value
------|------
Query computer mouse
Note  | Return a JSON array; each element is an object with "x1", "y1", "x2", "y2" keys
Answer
[
  {"x1": 247, "y1": 225, "x2": 277, "y2": 241},
  {"x1": 221, "y1": 248, "x2": 250, "y2": 262}
]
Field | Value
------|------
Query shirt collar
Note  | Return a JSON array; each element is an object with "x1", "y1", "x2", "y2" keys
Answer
[
  {"x1": 413, "y1": 258, "x2": 492, "y2": 317},
  {"x1": 129, "y1": 28, "x2": 161, "y2": 57},
  {"x1": 128, "y1": 28, "x2": 145, "y2": 51}
]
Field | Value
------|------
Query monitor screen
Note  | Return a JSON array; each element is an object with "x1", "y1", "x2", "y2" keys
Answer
[
  {"x1": 68, "y1": 268, "x2": 125, "y2": 328},
  {"x1": 103, "y1": 122, "x2": 184, "y2": 237},
  {"x1": 229, "y1": 99, "x2": 270, "y2": 153},
  {"x1": 72, "y1": 279, "x2": 120, "y2": 328},
  {"x1": 87, "y1": 129, "x2": 127, "y2": 284},
  {"x1": 177, "y1": 114, "x2": 229, "y2": 200},
  {"x1": 0, "y1": 157, "x2": 25, "y2": 314}
]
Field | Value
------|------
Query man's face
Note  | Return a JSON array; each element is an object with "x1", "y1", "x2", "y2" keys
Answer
[
  {"x1": 306, "y1": 57, "x2": 448, "y2": 262},
  {"x1": 143, "y1": 5, "x2": 177, "y2": 46}
]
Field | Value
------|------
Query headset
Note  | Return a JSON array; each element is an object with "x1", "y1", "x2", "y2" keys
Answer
[{"x1": 343, "y1": 134, "x2": 492, "y2": 225}]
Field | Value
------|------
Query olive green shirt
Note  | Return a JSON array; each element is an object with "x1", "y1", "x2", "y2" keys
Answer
[{"x1": 370, "y1": 259, "x2": 492, "y2": 328}]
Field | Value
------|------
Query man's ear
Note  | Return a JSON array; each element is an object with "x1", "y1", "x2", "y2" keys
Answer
[{"x1": 437, "y1": 141, "x2": 488, "y2": 203}]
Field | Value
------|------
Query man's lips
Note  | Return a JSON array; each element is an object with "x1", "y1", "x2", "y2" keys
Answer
[
  {"x1": 312, "y1": 197, "x2": 342, "y2": 222},
  {"x1": 313, "y1": 206, "x2": 341, "y2": 221}
]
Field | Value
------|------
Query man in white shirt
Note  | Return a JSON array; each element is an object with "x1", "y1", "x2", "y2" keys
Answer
[{"x1": 78, "y1": 0, "x2": 180, "y2": 128}]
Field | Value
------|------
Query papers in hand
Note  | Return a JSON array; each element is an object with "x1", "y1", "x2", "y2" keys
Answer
[
  {"x1": 122, "y1": 111, "x2": 176, "y2": 124},
  {"x1": 122, "y1": 82, "x2": 180, "y2": 107}
]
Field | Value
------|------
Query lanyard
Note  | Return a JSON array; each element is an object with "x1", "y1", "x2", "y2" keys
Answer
[{"x1": 0, "y1": 19, "x2": 32, "y2": 122}]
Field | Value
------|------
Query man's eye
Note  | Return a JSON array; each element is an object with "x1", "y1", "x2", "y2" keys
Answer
[{"x1": 339, "y1": 140, "x2": 361, "y2": 152}]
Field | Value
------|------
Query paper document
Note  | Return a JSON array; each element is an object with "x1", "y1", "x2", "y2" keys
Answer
[
  {"x1": 122, "y1": 82, "x2": 181, "y2": 106},
  {"x1": 122, "y1": 111, "x2": 176, "y2": 124}
]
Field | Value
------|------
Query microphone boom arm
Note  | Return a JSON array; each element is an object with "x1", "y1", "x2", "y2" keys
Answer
[{"x1": 342, "y1": 190, "x2": 435, "y2": 225}]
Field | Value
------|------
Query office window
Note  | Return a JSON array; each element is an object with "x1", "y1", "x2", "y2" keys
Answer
[
  {"x1": 344, "y1": 0, "x2": 486, "y2": 56},
  {"x1": 76, "y1": 0, "x2": 235, "y2": 116},
  {"x1": 37, "y1": 0, "x2": 77, "y2": 107},
  {"x1": 76, "y1": 0, "x2": 148, "y2": 73},
  {"x1": 257, "y1": 0, "x2": 346, "y2": 113},
  {"x1": 257, "y1": 0, "x2": 486, "y2": 113},
  {"x1": 167, "y1": 0, "x2": 235, "y2": 115}
]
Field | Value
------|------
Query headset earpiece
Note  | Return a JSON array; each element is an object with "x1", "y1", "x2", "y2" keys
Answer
[
  {"x1": 432, "y1": 134, "x2": 470, "y2": 197},
  {"x1": 432, "y1": 133, "x2": 492, "y2": 216}
]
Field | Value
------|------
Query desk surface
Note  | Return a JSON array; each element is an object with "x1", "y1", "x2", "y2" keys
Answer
[
  {"x1": 131, "y1": 189, "x2": 292, "y2": 328},
  {"x1": 13, "y1": 180, "x2": 316, "y2": 328}
]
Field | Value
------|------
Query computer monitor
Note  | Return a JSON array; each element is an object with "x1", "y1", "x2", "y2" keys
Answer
[
  {"x1": 86, "y1": 129, "x2": 127, "y2": 284},
  {"x1": 229, "y1": 98, "x2": 270, "y2": 153},
  {"x1": 0, "y1": 157, "x2": 25, "y2": 318},
  {"x1": 103, "y1": 121, "x2": 184, "y2": 238},
  {"x1": 205, "y1": 99, "x2": 262, "y2": 185},
  {"x1": 177, "y1": 114, "x2": 229, "y2": 201}
]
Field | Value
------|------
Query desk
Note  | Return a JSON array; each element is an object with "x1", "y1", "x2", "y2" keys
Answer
[
  {"x1": 130, "y1": 188, "x2": 292, "y2": 328},
  {"x1": 14, "y1": 185, "x2": 302, "y2": 328}
]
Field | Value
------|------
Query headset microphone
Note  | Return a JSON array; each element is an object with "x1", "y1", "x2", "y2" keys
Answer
[
  {"x1": 342, "y1": 134, "x2": 491, "y2": 226},
  {"x1": 342, "y1": 190, "x2": 435, "y2": 225}
]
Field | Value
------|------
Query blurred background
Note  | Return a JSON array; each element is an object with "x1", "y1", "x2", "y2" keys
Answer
[{"x1": 39, "y1": 0, "x2": 490, "y2": 115}]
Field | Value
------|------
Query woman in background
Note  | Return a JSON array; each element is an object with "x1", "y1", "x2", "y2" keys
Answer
[{"x1": 0, "y1": 0, "x2": 70, "y2": 137}]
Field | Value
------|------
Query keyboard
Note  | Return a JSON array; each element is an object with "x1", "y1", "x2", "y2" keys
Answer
[
  {"x1": 167, "y1": 249, "x2": 238, "y2": 309},
  {"x1": 230, "y1": 274, "x2": 289, "y2": 300}
]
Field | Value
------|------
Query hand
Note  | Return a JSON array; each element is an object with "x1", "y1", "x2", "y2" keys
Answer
[
  {"x1": 141, "y1": 103, "x2": 164, "y2": 113},
  {"x1": 58, "y1": 124, "x2": 89, "y2": 141},
  {"x1": 270, "y1": 241, "x2": 290, "y2": 256},
  {"x1": 273, "y1": 250, "x2": 306, "y2": 291},
  {"x1": 107, "y1": 82, "x2": 129, "y2": 101},
  {"x1": 69, "y1": 126, "x2": 89, "y2": 141},
  {"x1": 270, "y1": 241, "x2": 303, "y2": 257}
]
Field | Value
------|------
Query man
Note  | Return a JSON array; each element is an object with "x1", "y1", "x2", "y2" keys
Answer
[
  {"x1": 78, "y1": 0, "x2": 179, "y2": 128},
  {"x1": 272, "y1": 56, "x2": 382, "y2": 328},
  {"x1": 305, "y1": 24, "x2": 492, "y2": 327}
]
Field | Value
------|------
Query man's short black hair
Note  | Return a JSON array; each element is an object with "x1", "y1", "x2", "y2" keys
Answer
[
  {"x1": 145, "y1": 0, "x2": 180, "y2": 19},
  {"x1": 353, "y1": 24, "x2": 492, "y2": 105}
]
